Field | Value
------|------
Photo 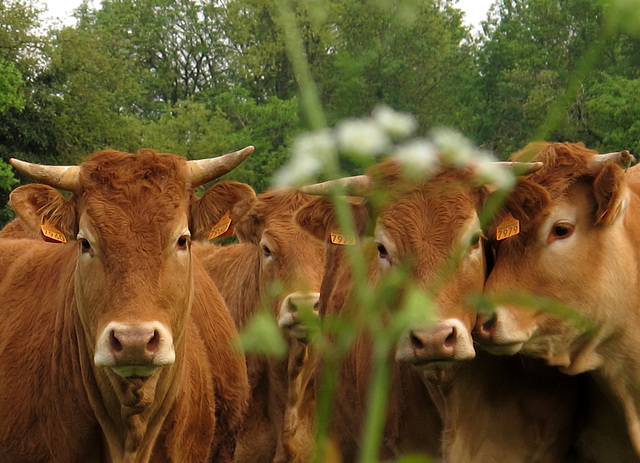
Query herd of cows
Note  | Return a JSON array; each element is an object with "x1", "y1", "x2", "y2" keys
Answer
[{"x1": 0, "y1": 140, "x2": 638, "y2": 462}]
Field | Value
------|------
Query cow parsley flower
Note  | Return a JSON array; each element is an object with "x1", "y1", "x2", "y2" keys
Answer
[
  {"x1": 273, "y1": 129, "x2": 336, "y2": 186},
  {"x1": 474, "y1": 158, "x2": 517, "y2": 190},
  {"x1": 336, "y1": 118, "x2": 391, "y2": 157},
  {"x1": 430, "y1": 127, "x2": 478, "y2": 167},
  {"x1": 373, "y1": 105, "x2": 418, "y2": 141},
  {"x1": 393, "y1": 139, "x2": 440, "y2": 179}
]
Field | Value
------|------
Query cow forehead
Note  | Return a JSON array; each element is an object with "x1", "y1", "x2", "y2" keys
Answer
[
  {"x1": 76, "y1": 150, "x2": 192, "y2": 247},
  {"x1": 377, "y1": 190, "x2": 478, "y2": 249}
]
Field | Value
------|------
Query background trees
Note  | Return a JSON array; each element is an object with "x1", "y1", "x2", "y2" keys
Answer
[{"x1": 1, "y1": 0, "x2": 639, "y2": 225}]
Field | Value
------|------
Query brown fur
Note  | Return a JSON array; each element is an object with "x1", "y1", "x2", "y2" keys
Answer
[
  {"x1": 0, "y1": 149, "x2": 251, "y2": 462},
  {"x1": 195, "y1": 188, "x2": 325, "y2": 463}
]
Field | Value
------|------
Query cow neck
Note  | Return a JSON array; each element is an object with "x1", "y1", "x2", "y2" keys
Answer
[
  {"x1": 596, "y1": 332, "x2": 640, "y2": 455},
  {"x1": 77, "y1": 320, "x2": 185, "y2": 463}
]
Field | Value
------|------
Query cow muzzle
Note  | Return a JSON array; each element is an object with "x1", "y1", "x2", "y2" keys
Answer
[
  {"x1": 277, "y1": 291, "x2": 320, "y2": 341},
  {"x1": 473, "y1": 306, "x2": 533, "y2": 355},
  {"x1": 94, "y1": 322, "x2": 176, "y2": 378},
  {"x1": 395, "y1": 318, "x2": 476, "y2": 368}
]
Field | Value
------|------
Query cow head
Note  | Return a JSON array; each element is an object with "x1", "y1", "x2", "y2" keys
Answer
[
  {"x1": 297, "y1": 159, "x2": 511, "y2": 369},
  {"x1": 234, "y1": 188, "x2": 325, "y2": 341},
  {"x1": 475, "y1": 142, "x2": 634, "y2": 373},
  {"x1": 9, "y1": 148, "x2": 255, "y2": 405}
]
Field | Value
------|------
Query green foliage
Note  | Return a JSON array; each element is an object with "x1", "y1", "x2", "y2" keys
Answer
[{"x1": 0, "y1": 60, "x2": 24, "y2": 113}]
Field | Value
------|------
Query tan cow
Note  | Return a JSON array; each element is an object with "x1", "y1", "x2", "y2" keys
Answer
[
  {"x1": 194, "y1": 187, "x2": 324, "y2": 463},
  {"x1": 0, "y1": 148, "x2": 254, "y2": 462},
  {"x1": 475, "y1": 141, "x2": 640, "y2": 460},
  {"x1": 295, "y1": 158, "x2": 578, "y2": 462}
]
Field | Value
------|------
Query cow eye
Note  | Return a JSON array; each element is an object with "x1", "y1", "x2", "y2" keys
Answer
[
  {"x1": 262, "y1": 245, "x2": 272, "y2": 258},
  {"x1": 470, "y1": 232, "x2": 484, "y2": 249},
  {"x1": 377, "y1": 243, "x2": 388, "y2": 258},
  {"x1": 548, "y1": 222, "x2": 574, "y2": 243},
  {"x1": 176, "y1": 235, "x2": 190, "y2": 251},
  {"x1": 80, "y1": 238, "x2": 93, "y2": 256}
]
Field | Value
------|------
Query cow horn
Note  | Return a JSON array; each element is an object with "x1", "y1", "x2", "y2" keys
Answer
[
  {"x1": 300, "y1": 175, "x2": 371, "y2": 196},
  {"x1": 9, "y1": 159, "x2": 81, "y2": 191},
  {"x1": 495, "y1": 161, "x2": 544, "y2": 176},
  {"x1": 587, "y1": 150, "x2": 634, "y2": 174},
  {"x1": 188, "y1": 145, "x2": 254, "y2": 187}
]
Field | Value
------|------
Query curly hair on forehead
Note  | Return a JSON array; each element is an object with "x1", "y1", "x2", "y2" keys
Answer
[
  {"x1": 509, "y1": 142, "x2": 596, "y2": 199},
  {"x1": 78, "y1": 149, "x2": 192, "y2": 244}
]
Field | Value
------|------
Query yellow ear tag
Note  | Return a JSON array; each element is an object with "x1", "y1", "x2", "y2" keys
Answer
[
  {"x1": 496, "y1": 213, "x2": 520, "y2": 241},
  {"x1": 208, "y1": 211, "x2": 233, "y2": 240},
  {"x1": 41, "y1": 220, "x2": 67, "y2": 243},
  {"x1": 330, "y1": 229, "x2": 356, "y2": 245}
]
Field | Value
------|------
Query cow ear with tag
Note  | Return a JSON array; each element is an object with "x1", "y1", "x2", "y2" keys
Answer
[
  {"x1": 593, "y1": 163, "x2": 629, "y2": 226},
  {"x1": 191, "y1": 181, "x2": 256, "y2": 241},
  {"x1": 295, "y1": 196, "x2": 369, "y2": 244},
  {"x1": 9, "y1": 184, "x2": 77, "y2": 243}
]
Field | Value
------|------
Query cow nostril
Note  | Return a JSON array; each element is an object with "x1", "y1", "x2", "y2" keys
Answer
[
  {"x1": 410, "y1": 332, "x2": 424, "y2": 351},
  {"x1": 313, "y1": 301, "x2": 320, "y2": 312},
  {"x1": 287, "y1": 297, "x2": 297, "y2": 313},
  {"x1": 444, "y1": 329, "x2": 456, "y2": 348},
  {"x1": 147, "y1": 330, "x2": 160, "y2": 353},
  {"x1": 109, "y1": 330, "x2": 123, "y2": 352},
  {"x1": 482, "y1": 314, "x2": 496, "y2": 333}
]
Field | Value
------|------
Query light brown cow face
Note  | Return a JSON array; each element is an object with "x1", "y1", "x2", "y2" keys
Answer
[
  {"x1": 475, "y1": 143, "x2": 634, "y2": 374},
  {"x1": 235, "y1": 189, "x2": 325, "y2": 340},
  {"x1": 375, "y1": 189, "x2": 484, "y2": 369},
  {"x1": 478, "y1": 178, "x2": 633, "y2": 373}
]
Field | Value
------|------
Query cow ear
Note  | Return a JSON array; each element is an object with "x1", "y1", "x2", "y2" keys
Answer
[
  {"x1": 191, "y1": 181, "x2": 256, "y2": 241},
  {"x1": 501, "y1": 178, "x2": 550, "y2": 223},
  {"x1": 593, "y1": 163, "x2": 628, "y2": 225},
  {"x1": 9, "y1": 184, "x2": 77, "y2": 243},
  {"x1": 295, "y1": 196, "x2": 369, "y2": 243},
  {"x1": 234, "y1": 210, "x2": 263, "y2": 245}
]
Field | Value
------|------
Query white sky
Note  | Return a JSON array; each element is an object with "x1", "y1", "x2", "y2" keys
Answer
[{"x1": 39, "y1": 0, "x2": 495, "y2": 29}]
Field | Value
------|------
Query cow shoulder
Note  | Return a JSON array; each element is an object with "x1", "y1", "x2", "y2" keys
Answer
[{"x1": 9, "y1": 184, "x2": 76, "y2": 242}]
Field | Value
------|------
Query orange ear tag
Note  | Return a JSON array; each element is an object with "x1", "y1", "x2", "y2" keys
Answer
[
  {"x1": 330, "y1": 229, "x2": 356, "y2": 245},
  {"x1": 496, "y1": 213, "x2": 520, "y2": 241},
  {"x1": 41, "y1": 220, "x2": 67, "y2": 243},
  {"x1": 208, "y1": 211, "x2": 233, "y2": 240}
]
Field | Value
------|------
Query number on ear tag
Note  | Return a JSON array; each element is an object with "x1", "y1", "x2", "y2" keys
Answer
[
  {"x1": 41, "y1": 220, "x2": 67, "y2": 243},
  {"x1": 496, "y1": 213, "x2": 520, "y2": 241},
  {"x1": 208, "y1": 211, "x2": 233, "y2": 240},
  {"x1": 330, "y1": 229, "x2": 356, "y2": 245}
]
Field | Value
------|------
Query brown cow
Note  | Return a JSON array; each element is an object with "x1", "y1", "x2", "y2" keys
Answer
[
  {"x1": 295, "y1": 159, "x2": 578, "y2": 462},
  {"x1": 194, "y1": 187, "x2": 324, "y2": 463},
  {"x1": 0, "y1": 148, "x2": 254, "y2": 462},
  {"x1": 474, "y1": 141, "x2": 640, "y2": 460}
]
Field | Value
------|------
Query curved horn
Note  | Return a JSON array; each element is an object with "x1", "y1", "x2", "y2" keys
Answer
[
  {"x1": 188, "y1": 145, "x2": 254, "y2": 187},
  {"x1": 495, "y1": 161, "x2": 544, "y2": 176},
  {"x1": 300, "y1": 175, "x2": 371, "y2": 196},
  {"x1": 587, "y1": 150, "x2": 634, "y2": 174},
  {"x1": 9, "y1": 158, "x2": 80, "y2": 191}
]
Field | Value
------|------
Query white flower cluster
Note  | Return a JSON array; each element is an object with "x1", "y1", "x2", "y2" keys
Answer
[{"x1": 274, "y1": 106, "x2": 515, "y2": 191}]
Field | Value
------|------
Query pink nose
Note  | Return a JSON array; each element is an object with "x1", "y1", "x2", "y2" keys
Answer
[
  {"x1": 396, "y1": 319, "x2": 476, "y2": 366},
  {"x1": 286, "y1": 292, "x2": 320, "y2": 316},
  {"x1": 409, "y1": 324, "x2": 457, "y2": 362},
  {"x1": 109, "y1": 326, "x2": 160, "y2": 364}
]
